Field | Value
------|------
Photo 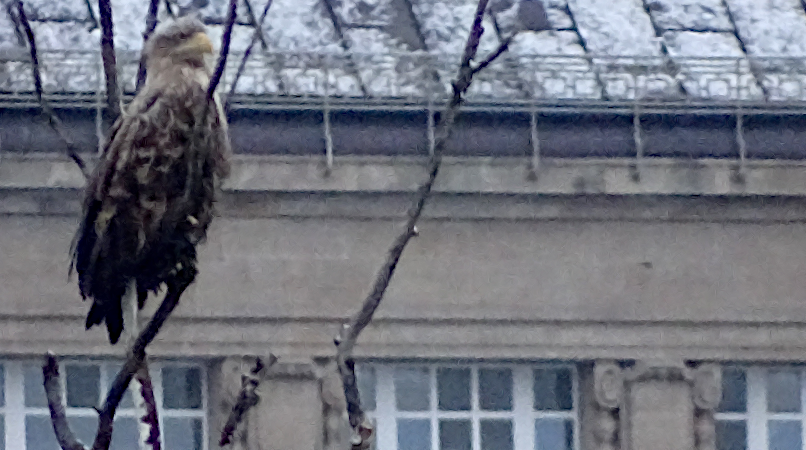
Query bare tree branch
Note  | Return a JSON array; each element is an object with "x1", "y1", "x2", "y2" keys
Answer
[
  {"x1": 135, "y1": 0, "x2": 161, "y2": 93},
  {"x1": 207, "y1": 0, "x2": 239, "y2": 101},
  {"x1": 134, "y1": 362, "x2": 162, "y2": 450},
  {"x1": 89, "y1": 270, "x2": 195, "y2": 450},
  {"x1": 333, "y1": 1, "x2": 512, "y2": 448},
  {"x1": 10, "y1": 0, "x2": 91, "y2": 180},
  {"x1": 470, "y1": 34, "x2": 514, "y2": 76},
  {"x1": 98, "y1": 0, "x2": 121, "y2": 120},
  {"x1": 225, "y1": 0, "x2": 274, "y2": 111},
  {"x1": 242, "y1": 0, "x2": 268, "y2": 49},
  {"x1": 219, "y1": 355, "x2": 278, "y2": 447},
  {"x1": 84, "y1": 0, "x2": 99, "y2": 31},
  {"x1": 44, "y1": 353, "x2": 87, "y2": 450}
]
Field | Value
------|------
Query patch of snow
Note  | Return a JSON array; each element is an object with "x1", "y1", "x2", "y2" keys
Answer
[
  {"x1": 508, "y1": 31, "x2": 601, "y2": 99},
  {"x1": 261, "y1": 0, "x2": 343, "y2": 53},
  {"x1": 344, "y1": 28, "x2": 433, "y2": 97},
  {"x1": 23, "y1": 0, "x2": 90, "y2": 22},
  {"x1": 494, "y1": 0, "x2": 572, "y2": 36},
  {"x1": 0, "y1": 7, "x2": 22, "y2": 52},
  {"x1": 334, "y1": 0, "x2": 393, "y2": 26},
  {"x1": 726, "y1": 0, "x2": 806, "y2": 58},
  {"x1": 409, "y1": 0, "x2": 501, "y2": 56},
  {"x1": 171, "y1": 0, "x2": 254, "y2": 24},
  {"x1": 109, "y1": 0, "x2": 149, "y2": 51},
  {"x1": 646, "y1": 0, "x2": 732, "y2": 31},
  {"x1": 567, "y1": 0, "x2": 661, "y2": 56},
  {"x1": 664, "y1": 31, "x2": 762, "y2": 100},
  {"x1": 30, "y1": 22, "x2": 100, "y2": 51}
]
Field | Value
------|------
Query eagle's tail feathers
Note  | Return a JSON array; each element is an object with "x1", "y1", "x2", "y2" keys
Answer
[{"x1": 86, "y1": 299, "x2": 124, "y2": 345}]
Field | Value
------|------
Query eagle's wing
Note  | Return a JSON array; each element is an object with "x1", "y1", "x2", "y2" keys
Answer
[{"x1": 71, "y1": 79, "x2": 230, "y2": 344}]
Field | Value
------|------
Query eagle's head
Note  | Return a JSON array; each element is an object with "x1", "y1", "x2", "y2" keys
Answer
[{"x1": 144, "y1": 15, "x2": 214, "y2": 71}]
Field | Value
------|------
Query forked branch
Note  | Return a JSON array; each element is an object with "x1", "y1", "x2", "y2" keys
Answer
[
  {"x1": 333, "y1": 1, "x2": 514, "y2": 448},
  {"x1": 10, "y1": 0, "x2": 90, "y2": 180}
]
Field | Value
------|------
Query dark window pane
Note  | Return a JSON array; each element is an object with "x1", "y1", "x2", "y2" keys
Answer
[
  {"x1": 769, "y1": 420, "x2": 802, "y2": 450},
  {"x1": 26, "y1": 415, "x2": 58, "y2": 450},
  {"x1": 481, "y1": 419, "x2": 513, "y2": 450},
  {"x1": 111, "y1": 418, "x2": 140, "y2": 450},
  {"x1": 437, "y1": 368, "x2": 471, "y2": 411},
  {"x1": 398, "y1": 419, "x2": 431, "y2": 450},
  {"x1": 1, "y1": 415, "x2": 4, "y2": 450},
  {"x1": 68, "y1": 416, "x2": 99, "y2": 446},
  {"x1": 767, "y1": 370, "x2": 801, "y2": 413},
  {"x1": 716, "y1": 420, "x2": 747, "y2": 450},
  {"x1": 395, "y1": 367, "x2": 430, "y2": 411},
  {"x1": 719, "y1": 368, "x2": 746, "y2": 413},
  {"x1": 535, "y1": 418, "x2": 573, "y2": 450},
  {"x1": 479, "y1": 368, "x2": 512, "y2": 411},
  {"x1": 162, "y1": 366, "x2": 202, "y2": 409},
  {"x1": 534, "y1": 368, "x2": 573, "y2": 411},
  {"x1": 164, "y1": 417, "x2": 203, "y2": 450},
  {"x1": 105, "y1": 364, "x2": 134, "y2": 409},
  {"x1": 440, "y1": 420, "x2": 471, "y2": 450},
  {"x1": 356, "y1": 365, "x2": 376, "y2": 411},
  {"x1": 66, "y1": 365, "x2": 100, "y2": 408},
  {"x1": 0, "y1": 365, "x2": 4, "y2": 407},
  {"x1": 24, "y1": 364, "x2": 47, "y2": 407}
]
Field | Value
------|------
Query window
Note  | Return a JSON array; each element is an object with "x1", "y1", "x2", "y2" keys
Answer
[
  {"x1": 0, "y1": 359, "x2": 207, "y2": 450},
  {"x1": 716, "y1": 366, "x2": 806, "y2": 450},
  {"x1": 356, "y1": 362, "x2": 579, "y2": 450}
]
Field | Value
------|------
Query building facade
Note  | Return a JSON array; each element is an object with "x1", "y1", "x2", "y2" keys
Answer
[{"x1": 4, "y1": 0, "x2": 806, "y2": 449}]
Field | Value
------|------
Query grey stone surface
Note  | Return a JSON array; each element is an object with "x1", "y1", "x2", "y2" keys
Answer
[
  {"x1": 647, "y1": 0, "x2": 733, "y2": 31},
  {"x1": 29, "y1": 22, "x2": 99, "y2": 51}
]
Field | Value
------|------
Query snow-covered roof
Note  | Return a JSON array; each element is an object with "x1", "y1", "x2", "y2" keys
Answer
[{"x1": 2, "y1": 0, "x2": 806, "y2": 103}]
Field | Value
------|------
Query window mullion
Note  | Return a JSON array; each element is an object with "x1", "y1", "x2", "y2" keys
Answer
[
  {"x1": 747, "y1": 368, "x2": 767, "y2": 450},
  {"x1": 431, "y1": 366, "x2": 438, "y2": 450},
  {"x1": 512, "y1": 366, "x2": 532, "y2": 450},
  {"x1": 375, "y1": 365, "x2": 396, "y2": 450},
  {"x1": 472, "y1": 366, "x2": 480, "y2": 450},
  {"x1": 5, "y1": 362, "x2": 25, "y2": 450}
]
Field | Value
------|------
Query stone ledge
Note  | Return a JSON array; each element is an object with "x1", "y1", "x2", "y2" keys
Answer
[
  {"x1": 3, "y1": 153, "x2": 806, "y2": 196},
  {"x1": 5, "y1": 316, "x2": 806, "y2": 362}
]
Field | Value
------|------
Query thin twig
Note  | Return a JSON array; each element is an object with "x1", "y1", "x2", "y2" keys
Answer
[
  {"x1": 134, "y1": 362, "x2": 162, "y2": 450},
  {"x1": 242, "y1": 0, "x2": 268, "y2": 49},
  {"x1": 470, "y1": 34, "x2": 514, "y2": 76},
  {"x1": 98, "y1": 0, "x2": 121, "y2": 120},
  {"x1": 333, "y1": 1, "x2": 507, "y2": 448},
  {"x1": 225, "y1": 0, "x2": 274, "y2": 111},
  {"x1": 219, "y1": 355, "x2": 278, "y2": 446},
  {"x1": 207, "y1": 0, "x2": 238, "y2": 101},
  {"x1": 11, "y1": 0, "x2": 90, "y2": 180},
  {"x1": 84, "y1": 0, "x2": 99, "y2": 31},
  {"x1": 135, "y1": 0, "x2": 161, "y2": 93},
  {"x1": 43, "y1": 353, "x2": 87, "y2": 450}
]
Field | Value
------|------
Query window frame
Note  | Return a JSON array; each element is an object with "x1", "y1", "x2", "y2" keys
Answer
[
  {"x1": 361, "y1": 361, "x2": 580, "y2": 450},
  {"x1": 0, "y1": 358, "x2": 208, "y2": 450},
  {"x1": 716, "y1": 365, "x2": 806, "y2": 450}
]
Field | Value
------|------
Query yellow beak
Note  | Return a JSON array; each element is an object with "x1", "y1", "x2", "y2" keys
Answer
[{"x1": 184, "y1": 32, "x2": 214, "y2": 55}]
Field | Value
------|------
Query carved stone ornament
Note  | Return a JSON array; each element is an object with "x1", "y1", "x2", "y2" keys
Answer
[
  {"x1": 594, "y1": 361, "x2": 625, "y2": 410},
  {"x1": 691, "y1": 364, "x2": 722, "y2": 411}
]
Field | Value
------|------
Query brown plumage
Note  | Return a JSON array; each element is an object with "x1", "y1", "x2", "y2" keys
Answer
[{"x1": 70, "y1": 16, "x2": 231, "y2": 344}]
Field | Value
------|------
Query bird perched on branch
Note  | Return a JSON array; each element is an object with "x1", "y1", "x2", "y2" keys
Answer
[{"x1": 70, "y1": 16, "x2": 231, "y2": 344}]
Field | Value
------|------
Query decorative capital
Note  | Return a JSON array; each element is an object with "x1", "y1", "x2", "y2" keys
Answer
[
  {"x1": 692, "y1": 364, "x2": 722, "y2": 410},
  {"x1": 594, "y1": 361, "x2": 624, "y2": 410}
]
